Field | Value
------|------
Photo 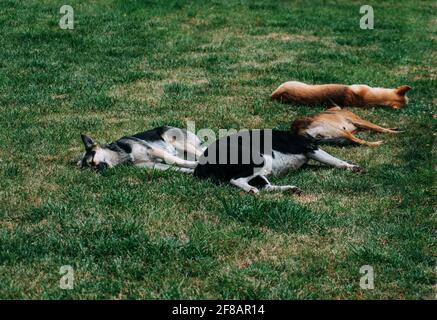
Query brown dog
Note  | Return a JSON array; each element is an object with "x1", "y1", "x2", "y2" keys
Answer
[
  {"x1": 271, "y1": 81, "x2": 411, "y2": 109},
  {"x1": 292, "y1": 106, "x2": 402, "y2": 146}
]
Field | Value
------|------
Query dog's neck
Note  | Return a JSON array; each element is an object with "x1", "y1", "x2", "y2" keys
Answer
[
  {"x1": 102, "y1": 144, "x2": 133, "y2": 167},
  {"x1": 349, "y1": 85, "x2": 399, "y2": 107},
  {"x1": 363, "y1": 87, "x2": 396, "y2": 104}
]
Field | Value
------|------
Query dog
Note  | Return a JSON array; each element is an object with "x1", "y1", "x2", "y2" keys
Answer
[
  {"x1": 78, "y1": 126, "x2": 204, "y2": 173},
  {"x1": 271, "y1": 81, "x2": 411, "y2": 109},
  {"x1": 194, "y1": 129, "x2": 363, "y2": 193},
  {"x1": 292, "y1": 105, "x2": 402, "y2": 146}
]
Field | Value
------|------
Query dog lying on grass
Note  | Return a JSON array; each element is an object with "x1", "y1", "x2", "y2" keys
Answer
[
  {"x1": 194, "y1": 129, "x2": 363, "y2": 194},
  {"x1": 78, "y1": 126, "x2": 363, "y2": 194},
  {"x1": 78, "y1": 126, "x2": 204, "y2": 173},
  {"x1": 292, "y1": 105, "x2": 403, "y2": 146},
  {"x1": 271, "y1": 81, "x2": 411, "y2": 109}
]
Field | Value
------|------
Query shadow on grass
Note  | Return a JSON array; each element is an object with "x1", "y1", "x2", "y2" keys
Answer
[{"x1": 217, "y1": 194, "x2": 329, "y2": 234}]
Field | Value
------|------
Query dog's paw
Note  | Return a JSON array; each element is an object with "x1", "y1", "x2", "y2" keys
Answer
[
  {"x1": 249, "y1": 187, "x2": 260, "y2": 194},
  {"x1": 288, "y1": 186, "x2": 303, "y2": 195},
  {"x1": 369, "y1": 140, "x2": 384, "y2": 147},
  {"x1": 388, "y1": 128, "x2": 404, "y2": 133},
  {"x1": 349, "y1": 165, "x2": 366, "y2": 174}
]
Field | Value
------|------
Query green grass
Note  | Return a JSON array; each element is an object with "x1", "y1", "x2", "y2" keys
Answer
[{"x1": 0, "y1": 0, "x2": 435, "y2": 299}]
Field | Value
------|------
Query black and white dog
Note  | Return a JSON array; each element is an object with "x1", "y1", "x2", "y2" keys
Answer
[
  {"x1": 78, "y1": 126, "x2": 204, "y2": 173},
  {"x1": 194, "y1": 130, "x2": 363, "y2": 193}
]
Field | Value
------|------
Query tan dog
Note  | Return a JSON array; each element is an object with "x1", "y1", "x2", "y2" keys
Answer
[
  {"x1": 292, "y1": 106, "x2": 402, "y2": 146},
  {"x1": 271, "y1": 81, "x2": 411, "y2": 109}
]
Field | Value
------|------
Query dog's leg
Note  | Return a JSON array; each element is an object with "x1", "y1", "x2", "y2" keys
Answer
[
  {"x1": 152, "y1": 163, "x2": 194, "y2": 173},
  {"x1": 341, "y1": 130, "x2": 383, "y2": 146},
  {"x1": 307, "y1": 148, "x2": 363, "y2": 172},
  {"x1": 172, "y1": 141, "x2": 204, "y2": 158},
  {"x1": 149, "y1": 148, "x2": 198, "y2": 168},
  {"x1": 265, "y1": 184, "x2": 303, "y2": 194},
  {"x1": 230, "y1": 177, "x2": 259, "y2": 193},
  {"x1": 164, "y1": 129, "x2": 205, "y2": 159},
  {"x1": 135, "y1": 162, "x2": 194, "y2": 173},
  {"x1": 192, "y1": 143, "x2": 206, "y2": 158},
  {"x1": 352, "y1": 118, "x2": 402, "y2": 133},
  {"x1": 253, "y1": 175, "x2": 303, "y2": 194},
  {"x1": 319, "y1": 126, "x2": 383, "y2": 146}
]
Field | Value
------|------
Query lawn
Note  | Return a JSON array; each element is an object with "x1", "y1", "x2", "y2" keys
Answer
[{"x1": 0, "y1": 0, "x2": 435, "y2": 299}]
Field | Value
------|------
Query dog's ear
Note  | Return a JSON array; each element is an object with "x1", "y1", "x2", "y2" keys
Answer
[
  {"x1": 291, "y1": 117, "x2": 313, "y2": 134},
  {"x1": 81, "y1": 134, "x2": 97, "y2": 151},
  {"x1": 395, "y1": 85, "x2": 411, "y2": 96}
]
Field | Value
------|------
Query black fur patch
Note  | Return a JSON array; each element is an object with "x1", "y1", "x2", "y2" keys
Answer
[
  {"x1": 81, "y1": 150, "x2": 95, "y2": 168},
  {"x1": 130, "y1": 126, "x2": 169, "y2": 142},
  {"x1": 115, "y1": 141, "x2": 132, "y2": 153},
  {"x1": 248, "y1": 175, "x2": 269, "y2": 188},
  {"x1": 106, "y1": 127, "x2": 170, "y2": 154},
  {"x1": 194, "y1": 130, "x2": 317, "y2": 183},
  {"x1": 96, "y1": 162, "x2": 109, "y2": 171},
  {"x1": 316, "y1": 137, "x2": 353, "y2": 146}
]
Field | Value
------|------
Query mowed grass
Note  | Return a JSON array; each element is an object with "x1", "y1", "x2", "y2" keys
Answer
[{"x1": 0, "y1": 0, "x2": 435, "y2": 299}]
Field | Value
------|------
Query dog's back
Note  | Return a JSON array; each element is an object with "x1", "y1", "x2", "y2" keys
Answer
[
  {"x1": 194, "y1": 130, "x2": 316, "y2": 183},
  {"x1": 272, "y1": 81, "x2": 411, "y2": 108},
  {"x1": 271, "y1": 81, "x2": 351, "y2": 106},
  {"x1": 305, "y1": 108, "x2": 360, "y2": 126}
]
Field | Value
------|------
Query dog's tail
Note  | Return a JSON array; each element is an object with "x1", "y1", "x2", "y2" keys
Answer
[{"x1": 270, "y1": 85, "x2": 285, "y2": 100}]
